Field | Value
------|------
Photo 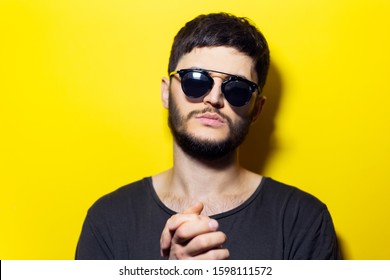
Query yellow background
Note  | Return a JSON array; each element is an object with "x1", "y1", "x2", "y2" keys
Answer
[{"x1": 1, "y1": 0, "x2": 389, "y2": 259}]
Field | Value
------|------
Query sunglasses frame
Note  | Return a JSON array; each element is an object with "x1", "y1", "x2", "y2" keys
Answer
[{"x1": 169, "y1": 68, "x2": 259, "y2": 107}]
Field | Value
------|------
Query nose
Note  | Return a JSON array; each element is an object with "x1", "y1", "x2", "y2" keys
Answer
[{"x1": 202, "y1": 78, "x2": 224, "y2": 108}]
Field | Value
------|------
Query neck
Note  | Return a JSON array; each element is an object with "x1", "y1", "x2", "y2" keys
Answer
[
  {"x1": 152, "y1": 143, "x2": 262, "y2": 215},
  {"x1": 167, "y1": 142, "x2": 244, "y2": 199}
]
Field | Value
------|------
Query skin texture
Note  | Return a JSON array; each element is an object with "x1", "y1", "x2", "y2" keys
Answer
[
  {"x1": 160, "y1": 202, "x2": 229, "y2": 259},
  {"x1": 156, "y1": 46, "x2": 266, "y2": 259}
]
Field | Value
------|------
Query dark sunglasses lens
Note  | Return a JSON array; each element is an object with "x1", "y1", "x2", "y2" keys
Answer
[
  {"x1": 223, "y1": 80, "x2": 253, "y2": 107},
  {"x1": 181, "y1": 72, "x2": 212, "y2": 98}
]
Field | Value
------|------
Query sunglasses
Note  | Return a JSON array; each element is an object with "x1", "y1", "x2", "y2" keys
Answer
[{"x1": 169, "y1": 68, "x2": 259, "y2": 107}]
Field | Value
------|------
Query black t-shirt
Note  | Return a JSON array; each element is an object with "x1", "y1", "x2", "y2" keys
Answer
[{"x1": 76, "y1": 177, "x2": 340, "y2": 259}]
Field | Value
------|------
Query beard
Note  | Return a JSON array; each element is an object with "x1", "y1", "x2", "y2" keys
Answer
[{"x1": 168, "y1": 94, "x2": 252, "y2": 161}]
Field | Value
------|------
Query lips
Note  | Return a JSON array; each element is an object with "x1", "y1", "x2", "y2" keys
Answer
[{"x1": 195, "y1": 112, "x2": 226, "y2": 127}]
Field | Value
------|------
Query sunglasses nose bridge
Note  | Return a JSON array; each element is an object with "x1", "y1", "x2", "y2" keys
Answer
[{"x1": 202, "y1": 77, "x2": 225, "y2": 107}]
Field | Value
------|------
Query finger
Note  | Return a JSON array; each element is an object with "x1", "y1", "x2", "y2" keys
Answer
[
  {"x1": 172, "y1": 218, "x2": 219, "y2": 245},
  {"x1": 164, "y1": 203, "x2": 204, "y2": 240},
  {"x1": 161, "y1": 213, "x2": 204, "y2": 246},
  {"x1": 192, "y1": 248, "x2": 230, "y2": 260},
  {"x1": 169, "y1": 233, "x2": 230, "y2": 260},
  {"x1": 160, "y1": 222, "x2": 175, "y2": 256},
  {"x1": 160, "y1": 202, "x2": 204, "y2": 257},
  {"x1": 161, "y1": 207, "x2": 207, "y2": 248},
  {"x1": 183, "y1": 202, "x2": 204, "y2": 214},
  {"x1": 179, "y1": 231, "x2": 227, "y2": 256},
  {"x1": 160, "y1": 213, "x2": 213, "y2": 255}
]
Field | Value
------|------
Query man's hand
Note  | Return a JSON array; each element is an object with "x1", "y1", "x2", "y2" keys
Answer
[{"x1": 160, "y1": 202, "x2": 229, "y2": 259}]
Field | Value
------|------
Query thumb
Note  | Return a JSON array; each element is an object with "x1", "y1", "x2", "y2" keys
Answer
[{"x1": 182, "y1": 202, "x2": 204, "y2": 214}]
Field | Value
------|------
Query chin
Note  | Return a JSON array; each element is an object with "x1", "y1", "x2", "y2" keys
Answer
[
  {"x1": 192, "y1": 134, "x2": 230, "y2": 144},
  {"x1": 187, "y1": 125, "x2": 230, "y2": 141}
]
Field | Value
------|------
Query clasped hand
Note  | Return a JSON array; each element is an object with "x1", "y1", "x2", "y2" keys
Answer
[{"x1": 160, "y1": 202, "x2": 230, "y2": 260}]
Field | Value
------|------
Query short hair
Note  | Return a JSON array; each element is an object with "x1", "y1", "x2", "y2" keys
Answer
[{"x1": 168, "y1": 13, "x2": 270, "y2": 91}]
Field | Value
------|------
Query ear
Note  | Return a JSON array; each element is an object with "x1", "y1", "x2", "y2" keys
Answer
[
  {"x1": 251, "y1": 95, "x2": 266, "y2": 122},
  {"x1": 161, "y1": 77, "x2": 170, "y2": 109}
]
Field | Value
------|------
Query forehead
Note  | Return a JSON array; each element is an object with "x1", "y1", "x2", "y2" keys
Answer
[{"x1": 176, "y1": 46, "x2": 256, "y2": 81}]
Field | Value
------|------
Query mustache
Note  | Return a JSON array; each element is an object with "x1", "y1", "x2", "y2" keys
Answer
[{"x1": 186, "y1": 108, "x2": 233, "y2": 126}]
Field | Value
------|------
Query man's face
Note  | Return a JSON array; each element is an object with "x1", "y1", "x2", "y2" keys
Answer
[{"x1": 165, "y1": 46, "x2": 262, "y2": 161}]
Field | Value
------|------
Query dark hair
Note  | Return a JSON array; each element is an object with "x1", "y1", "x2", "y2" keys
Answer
[{"x1": 168, "y1": 13, "x2": 270, "y2": 90}]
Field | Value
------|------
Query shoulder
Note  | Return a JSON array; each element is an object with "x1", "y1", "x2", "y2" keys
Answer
[
  {"x1": 87, "y1": 177, "x2": 152, "y2": 216},
  {"x1": 260, "y1": 177, "x2": 327, "y2": 215},
  {"x1": 259, "y1": 178, "x2": 339, "y2": 259},
  {"x1": 260, "y1": 177, "x2": 336, "y2": 235}
]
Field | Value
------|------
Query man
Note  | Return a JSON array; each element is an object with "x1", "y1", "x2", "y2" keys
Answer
[{"x1": 76, "y1": 13, "x2": 340, "y2": 260}]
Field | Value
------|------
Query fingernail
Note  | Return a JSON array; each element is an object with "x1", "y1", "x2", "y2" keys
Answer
[{"x1": 208, "y1": 219, "x2": 218, "y2": 230}]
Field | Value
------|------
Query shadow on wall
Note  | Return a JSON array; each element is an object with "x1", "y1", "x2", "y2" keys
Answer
[
  {"x1": 240, "y1": 64, "x2": 347, "y2": 259},
  {"x1": 337, "y1": 234, "x2": 348, "y2": 259},
  {"x1": 240, "y1": 62, "x2": 282, "y2": 174}
]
